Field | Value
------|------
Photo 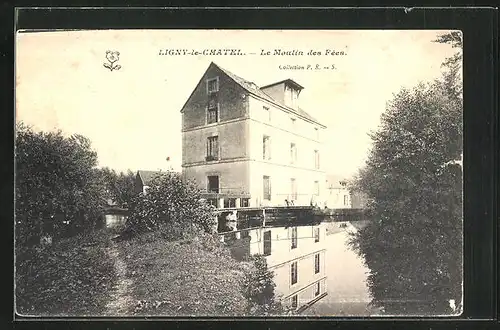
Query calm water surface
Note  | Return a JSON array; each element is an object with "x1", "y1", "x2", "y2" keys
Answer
[
  {"x1": 236, "y1": 220, "x2": 375, "y2": 316},
  {"x1": 304, "y1": 222, "x2": 373, "y2": 316}
]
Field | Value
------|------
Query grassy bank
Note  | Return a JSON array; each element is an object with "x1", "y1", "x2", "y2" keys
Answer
[
  {"x1": 16, "y1": 228, "x2": 278, "y2": 316},
  {"x1": 15, "y1": 230, "x2": 117, "y2": 316},
  {"x1": 115, "y1": 232, "x2": 254, "y2": 316}
]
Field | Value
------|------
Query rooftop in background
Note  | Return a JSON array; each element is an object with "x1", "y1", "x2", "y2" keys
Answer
[{"x1": 136, "y1": 170, "x2": 164, "y2": 186}]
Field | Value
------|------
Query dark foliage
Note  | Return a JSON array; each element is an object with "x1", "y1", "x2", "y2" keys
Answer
[
  {"x1": 96, "y1": 167, "x2": 136, "y2": 208},
  {"x1": 15, "y1": 230, "x2": 116, "y2": 316},
  {"x1": 243, "y1": 255, "x2": 290, "y2": 316},
  {"x1": 125, "y1": 171, "x2": 217, "y2": 240},
  {"x1": 116, "y1": 231, "x2": 251, "y2": 316},
  {"x1": 349, "y1": 34, "x2": 463, "y2": 315},
  {"x1": 15, "y1": 123, "x2": 106, "y2": 246},
  {"x1": 433, "y1": 31, "x2": 463, "y2": 49}
]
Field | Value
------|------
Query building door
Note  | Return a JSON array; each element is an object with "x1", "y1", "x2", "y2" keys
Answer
[{"x1": 207, "y1": 175, "x2": 219, "y2": 193}]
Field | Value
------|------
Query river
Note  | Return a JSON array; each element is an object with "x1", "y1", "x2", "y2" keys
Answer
[
  {"x1": 225, "y1": 220, "x2": 376, "y2": 316},
  {"x1": 304, "y1": 222, "x2": 373, "y2": 316}
]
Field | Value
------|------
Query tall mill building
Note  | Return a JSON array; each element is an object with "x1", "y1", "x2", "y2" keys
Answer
[{"x1": 181, "y1": 62, "x2": 327, "y2": 208}]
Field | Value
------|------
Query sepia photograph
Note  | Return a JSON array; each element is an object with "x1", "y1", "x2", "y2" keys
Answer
[{"x1": 14, "y1": 29, "x2": 463, "y2": 317}]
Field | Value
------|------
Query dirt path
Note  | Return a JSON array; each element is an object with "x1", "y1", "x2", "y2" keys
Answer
[{"x1": 104, "y1": 241, "x2": 135, "y2": 316}]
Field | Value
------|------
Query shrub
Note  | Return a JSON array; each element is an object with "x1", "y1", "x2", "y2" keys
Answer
[
  {"x1": 15, "y1": 230, "x2": 116, "y2": 316},
  {"x1": 115, "y1": 231, "x2": 251, "y2": 316},
  {"x1": 125, "y1": 171, "x2": 217, "y2": 240},
  {"x1": 15, "y1": 123, "x2": 106, "y2": 246},
  {"x1": 243, "y1": 255, "x2": 289, "y2": 316}
]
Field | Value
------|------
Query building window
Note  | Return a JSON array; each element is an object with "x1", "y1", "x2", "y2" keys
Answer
[
  {"x1": 290, "y1": 261, "x2": 298, "y2": 285},
  {"x1": 207, "y1": 100, "x2": 219, "y2": 124},
  {"x1": 290, "y1": 178, "x2": 297, "y2": 201},
  {"x1": 207, "y1": 176, "x2": 219, "y2": 193},
  {"x1": 206, "y1": 136, "x2": 219, "y2": 161},
  {"x1": 224, "y1": 198, "x2": 236, "y2": 208},
  {"x1": 315, "y1": 282, "x2": 320, "y2": 296},
  {"x1": 263, "y1": 230, "x2": 272, "y2": 256},
  {"x1": 290, "y1": 117, "x2": 296, "y2": 128},
  {"x1": 207, "y1": 199, "x2": 218, "y2": 207},
  {"x1": 314, "y1": 127, "x2": 319, "y2": 140},
  {"x1": 315, "y1": 253, "x2": 320, "y2": 274},
  {"x1": 206, "y1": 77, "x2": 219, "y2": 94},
  {"x1": 263, "y1": 176, "x2": 271, "y2": 201},
  {"x1": 291, "y1": 227, "x2": 297, "y2": 249},
  {"x1": 314, "y1": 181, "x2": 319, "y2": 196},
  {"x1": 314, "y1": 227, "x2": 320, "y2": 243},
  {"x1": 344, "y1": 195, "x2": 349, "y2": 206},
  {"x1": 240, "y1": 198, "x2": 249, "y2": 207},
  {"x1": 290, "y1": 143, "x2": 297, "y2": 164},
  {"x1": 314, "y1": 150, "x2": 320, "y2": 169},
  {"x1": 291, "y1": 294, "x2": 298, "y2": 308},
  {"x1": 263, "y1": 106, "x2": 271, "y2": 122},
  {"x1": 263, "y1": 135, "x2": 271, "y2": 160}
]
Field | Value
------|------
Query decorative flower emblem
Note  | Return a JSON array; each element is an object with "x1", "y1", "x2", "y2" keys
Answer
[{"x1": 103, "y1": 50, "x2": 121, "y2": 71}]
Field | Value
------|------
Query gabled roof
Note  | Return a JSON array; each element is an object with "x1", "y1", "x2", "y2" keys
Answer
[
  {"x1": 137, "y1": 170, "x2": 163, "y2": 186},
  {"x1": 182, "y1": 62, "x2": 326, "y2": 128}
]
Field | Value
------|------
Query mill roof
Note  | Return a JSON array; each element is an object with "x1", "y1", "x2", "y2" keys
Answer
[{"x1": 182, "y1": 62, "x2": 326, "y2": 128}]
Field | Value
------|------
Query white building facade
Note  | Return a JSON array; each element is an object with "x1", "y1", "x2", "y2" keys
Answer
[{"x1": 181, "y1": 62, "x2": 327, "y2": 208}]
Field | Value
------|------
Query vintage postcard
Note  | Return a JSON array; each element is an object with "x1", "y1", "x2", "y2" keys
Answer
[{"x1": 15, "y1": 29, "x2": 463, "y2": 317}]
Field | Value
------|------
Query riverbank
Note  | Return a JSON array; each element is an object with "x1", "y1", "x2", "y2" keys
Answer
[
  {"x1": 15, "y1": 230, "x2": 117, "y2": 316},
  {"x1": 15, "y1": 229, "x2": 258, "y2": 316},
  {"x1": 113, "y1": 232, "x2": 253, "y2": 316}
]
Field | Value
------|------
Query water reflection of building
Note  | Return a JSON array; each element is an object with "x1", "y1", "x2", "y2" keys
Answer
[
  {"x1": 230, "y1": 223, "x2": 328, "y2": 312},
  {"x1": 306, "y1": 221, "x2": 373, "y2": 316}
]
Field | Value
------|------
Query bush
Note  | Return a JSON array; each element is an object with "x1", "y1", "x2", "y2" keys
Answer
[
  {"x1": 15, "y1": 230, "x2": 116, "y2": 316},
  {"x1": 15, "y1": 123, "x2": 106, "y2": 246},
  {"x1": 125, "y1": 171, "x2": 217, "y2": 240},
  {"x1": 115, "y1": 231, "x2": 251, "y2": 316},
  {"x1": 243, "y1": 255, "x2": 289, "y2": 316}
]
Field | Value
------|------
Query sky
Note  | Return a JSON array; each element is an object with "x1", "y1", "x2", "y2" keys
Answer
[{"x1": 15, "y1": 30, "x2": 459, "y2": 178}]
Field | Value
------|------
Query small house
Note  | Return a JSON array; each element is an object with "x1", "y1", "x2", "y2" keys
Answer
[
  {"x1": 324, "y1": 175, "x2": 351, "y2": 209},
  {"x1": 134, "y1": 170, "x2": 163, "y2": 195}
]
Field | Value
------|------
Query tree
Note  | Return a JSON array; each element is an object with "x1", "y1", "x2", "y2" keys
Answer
[
  {"x1": 96, "y1": 167, "x2": 136, "y2": 207},
  {"x1": 349, "y1": 33, "x2": 463, "y2": 315},
  {"x1": 114, "y1": 170, "x2": 136, "y2": 207},
  {"x1": 15, "y1": 123, "x2": 106, "y2": 245},
  {"x1": 433, "y1": 31, "x2": 463, "y2": 101},
  {"x1": 125, "y1": 171, "x2": 217, "y2": 239}
]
